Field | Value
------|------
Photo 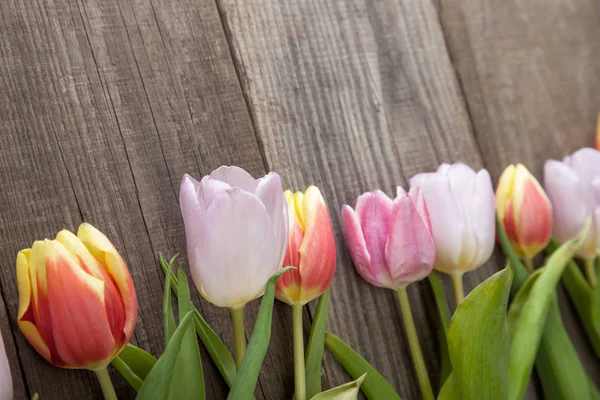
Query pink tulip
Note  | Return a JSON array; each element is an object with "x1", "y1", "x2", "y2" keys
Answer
[
  {"x1": 544, "y1": 148, "x2": 600, "y2": 260},
  {"x1": 410, "y1": 163, "x2": 495, "y2": 275},
  {"x1": 179, "y1": 166, "x2": 289, "y2": 309},
  {"x1": 341, "y1": 188, "x2": 435, "y2": 289},
  {"x1": 0, "y1": 331, "x2": 12, "y2": 400}
]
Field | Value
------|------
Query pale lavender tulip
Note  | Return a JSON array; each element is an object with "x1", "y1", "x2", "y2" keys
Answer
[
  {"x1": 409, "y1": 163, "x2": 495, "y2": 275},
  {"x1": 341, "y1": 188, "x2": 435, "y2": 289},
  {"x1": 179, "y1": 166, "x2": 288, "y2": 309},
  {"x1": 544, "y1": 148, "x2": 600, "y2": 260},
  {"x1": 0, "y1": 331, "x2": 12, "y2": 400}
]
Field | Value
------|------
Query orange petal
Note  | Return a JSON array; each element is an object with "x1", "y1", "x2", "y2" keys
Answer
[{"x1": 276, "y1": 191, "x2": 303, "y2": 304}]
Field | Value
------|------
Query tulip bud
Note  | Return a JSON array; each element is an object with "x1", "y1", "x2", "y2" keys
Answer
[
  {"x1": 410, "y1": 163, "x2": 496, "y2": 275},
  {"x1": 179, "y1": 166, "x2": 289, "y2": 309},
  {"x1": 276, "y1": 186, "x2": 336, "y2": 305},
  {"x1": 544, "y1": 148, "x2": 600, "y2": 260},
  {"x1": 16, "y1": 223, "x2": 137, "y2": 370},
  {"x1": 0, "y1": 330, "x2": 12, "y2": 400},
  {"x1": 341, "y1": 188, "x2": 435, "y2": 290},
  {"x1": 496, "y1": 164, "x2": 552, "y2": 259}
]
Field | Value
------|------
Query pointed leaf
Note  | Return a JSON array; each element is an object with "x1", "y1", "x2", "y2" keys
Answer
[
  {"x1": 115, "y1": 344, "x2": 157, "y2": 381},
  {"x1": 305, "y1": 289, "x2": 330, "y2": 399},
  {"x1": 159, "y1": 257, "x2": 237, "y2": 386},
  {"x1": 136, "y1": 311, "x2": 195, "y2": 400},
  {"x1": 324, "y1": 333, "x2": 401, "y2": 400},
  {"x1": 508, "y1": 222, "x2": 590, "y2": 400},
  {"x1": 427, "y1": 272, "x2": 451, "y2": 386},
  {"x1": 227, "y1": 267, "x2": 294, "y2": 400},
  {"x1": 496, "y1": 216, "x2": 528, "y2": 296},
  {"x1": 438, "y1": 266, "x2": 513, "y2": 400},
  {"x1": 112, "y1": 355, "x2": 144, "y2": 391},
  {"x1": 167, "y1": 269, "x2": 205, "y2": 400},
  {"x1": 309, "y1": 374, "x2": 367, "y2": 400},
  {"x1": 160, "y1": 254, "x2": 176, "y2": 345}
]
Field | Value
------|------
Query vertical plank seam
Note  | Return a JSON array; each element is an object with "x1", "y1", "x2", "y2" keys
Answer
[{"x1": 430, "y1": 0, "x2": 487, "y2": 168}]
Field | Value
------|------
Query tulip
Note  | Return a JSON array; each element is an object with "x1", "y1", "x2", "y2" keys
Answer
[
  {"x1": 341, "y1": 187, "x2": 435, "y2": 400},
  {"x1": 179, "y1": 166, "x2": 288, "y2": 366},
  {"x1": 496, "y1": 164, "x2": 552, "y2": 264},
  {"x1": 544, "y1": 148, "x2": 600, "y2": 285},
  {"x1": 341, "y1": 188, "x2": 435, "y2": 289},
  {"x1": 275, "y1": 186, "x2": 335, "y2": 400},
  {"x1": 0, "y1": 331, "x2": 12, "y2": 400},
  {"x1": 16, "y1": 223, "x2": 137, "y2": 400},
  {"x1": 410, "y1": 162, "x2": 495, "y2": 305},
  {"x1": 595, "y1": 112, "x2": 600, "y2": 150}
]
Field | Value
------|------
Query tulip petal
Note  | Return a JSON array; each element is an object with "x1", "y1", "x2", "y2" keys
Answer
[
  {"x1": 410, "y1": 173, "x2": 465, "y2": 273},
  {"x1": 255, "y1": 172, "x2": 289, "y2": 270},
  {"x1": 341, "y1": 205, "x2": 381, "y2": 287},
  {"x1": 77, "y1": 223, "x2": 136, "y2": 345},
  {"x1": 385, "y1": 195, "x2": 435, "y2": 287},
  {"x1": 353, "y1": 191, "x2": 394, "y2": 287},
  {"x1": 544, "y1": 160, "x2": 591, "y2": 244},
  {"x1": 297, "y1": 187, "x2": 336, "y2": 303},
  {"x1": 565, "y1": 148, "x2": 600, "y2": 189},
  {"x1": 0, "y1": 332, "x2": 12, "y2": 400},
  {"x1": 45, "y1": 241, "x2": 117, "y2": 368},
  {"x1": 192, "y1": 189, "x2": 277, "y2": 308},
  {"x1": 209, "y1": 165, "x2": 258, "y2": 193},
  {"x1": 470, "y1": 169, "x2": 496, "y2": 268},
  {"x1": 408, "y1": 187, "x2": 432, "y2": 234},
  {"x1": 277, "y1": 191, "x2": 304, "y2": 304}
]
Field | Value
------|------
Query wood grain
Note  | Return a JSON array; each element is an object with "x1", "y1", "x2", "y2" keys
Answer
[
  {"x1": 440, "y1": 0, "x2": 600, "y2": 384},
  {"x1": 216, "y1": 0, "x2": 508, "y2": 397}
]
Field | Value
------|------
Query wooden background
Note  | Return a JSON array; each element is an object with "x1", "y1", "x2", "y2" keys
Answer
[{"x1": 0, "y1": 0, "x2": 598, "y2": 398}]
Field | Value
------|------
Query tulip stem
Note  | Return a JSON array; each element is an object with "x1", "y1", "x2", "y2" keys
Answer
[
  {"x1": 397, "y1": 287, "x2": 434, "y2": 400},
  {"x1": 524, "y1": 258, "x2": 534, "y2": 273},
  {"x1": 584, "y1": 258, "x2": 597, "y2": 288},
  {"x1": 94, "y1": 367, "x2": 118, "y2": 400},
  {"x1": 230, "y1": 307, "x2": 247, "y2": 368},
  {"x1": 451, "y1": 272, "x2": 465, "y2": 307},
  {"x1": 292, "y1": 303, "x2": 307, "y2": 400}
]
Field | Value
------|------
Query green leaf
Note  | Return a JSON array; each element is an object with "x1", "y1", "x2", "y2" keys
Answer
[
  {"x1": 508, "y1": 223, "x2": 590, "y2": 400},
  {"x1": 535, "y1": 297, "x2": 591, "y2": 400},
  {"x1": 136, "y1": 311, "x2": 195, "y2": 400},
  {"x1": 309, "y1": 373, "x2": 367, "y2": 400},
  {"x1": 547, "y1": 240, "x2": 600, "y2": 358},
  {"x1": 324, "y1": 332, "x2": 401, "y2": 400},
  {"x1": 227, "y1": 267, "x2": 294, "y2": 400},
  {"x1": 159, "y1": 257, "x2": 237, "y2": 387},
  {"x1": 31, "y1": 394, "x2": 39, "y2": 400},
  {"x1": 112, "y1": 355, "x2": 144, "y2": 391},
  {"x1": 438, "y1": 266, "x2": 513, "y2": 400},
  {"x1": 305, "y1": 289, "x2": 330, "y2": 399},
  {"x1": 496, "y1": 216, "x2": 528, "y2": 296},
  {"x1": 114, "y1": 344, "x2": 157, "y2": 382},
  {"x1": 160, "y1": 254, "x2": 177, "y2": 345},
  {"x1": 167, "y1": 269, "x2": 205, "y2": 400},
  {"x1": 427, "y1": 272, "x2": 451, "y2": 387}
]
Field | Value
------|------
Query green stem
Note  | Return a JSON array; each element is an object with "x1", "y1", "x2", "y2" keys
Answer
[
  {"x1": 230, "y1": 306, "x2": 247, "y2": 368},
  {"x1": 584, "y1": 258, "x2": 597, "y2": 288},
  {"x1": 524, "y1": 258, "x2": 534, "y2": 273},
  {"x1": 293, "y1": 304, "x2": 307, "y2": 400},
  {"x1": 94, "y1": 367, "x2": 118, "y2": 400},
  {"x1": 397, "y1": 287, "x2": 434, "y2": 400},
  {"x1": 451, "y1": 272, "x2": 465, "y2": 307}
]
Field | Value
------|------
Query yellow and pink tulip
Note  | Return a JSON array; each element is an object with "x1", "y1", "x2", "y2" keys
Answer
[{"x1": 16, "y1": 223, "x2": 137, "y2": 370}]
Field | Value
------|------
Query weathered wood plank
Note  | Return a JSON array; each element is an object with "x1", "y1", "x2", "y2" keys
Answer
[
  {"x1": 0, "y1": 0, "x2": 267, "y2": 398},
  {"x1": 440, "y1": 0, "x2": 600, "y2": 382},
  {"x1": 216, "y1": 0, "x2": 503, "y2": 397}
]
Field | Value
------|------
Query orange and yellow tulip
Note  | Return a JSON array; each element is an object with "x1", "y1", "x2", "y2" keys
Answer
[
  {"x1": 276, "y1": 186, "x2": 336, "y2": 305},
  {"x1": 16, "y1": 223, "x2": 137, "y2": 370},
  {"x1": 496, "y1": 164, "x2": 552, "y2": 259}
]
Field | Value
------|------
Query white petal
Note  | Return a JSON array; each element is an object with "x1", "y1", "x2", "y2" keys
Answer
[
  {"x1": 191, "y1": 189, "x2": 277, "y2": 308},
  {"x1": 0, "y1": 332, "x2": 12, "y2": 400},
  {"x1": 255, "y1": 172, "x2": 288, "y2": 271},
  {"x1": 209, "y1": 165, "x2": 258, "y2": 193},
  {"x1": 470, "y1": 169, "x2": 496, "y2": 269}
]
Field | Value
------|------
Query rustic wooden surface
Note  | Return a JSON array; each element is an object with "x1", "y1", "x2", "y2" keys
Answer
[{"x1": 0, "y1": 0, "x2": 597, "y2": 398}]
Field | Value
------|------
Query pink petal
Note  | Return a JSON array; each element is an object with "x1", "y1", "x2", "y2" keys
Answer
[
  {"x1": 0, "y1": 332, "x2": 12, "y2": 400},
  {"x1": 341, "y1": 205, "x2": 381, "y2": 286},
  {"x1": 385, "y1": 195, "x2": 435, "y2": 287},
  {"x1": 354, "y1": 191, "x2": 393, "y2": 275}
]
